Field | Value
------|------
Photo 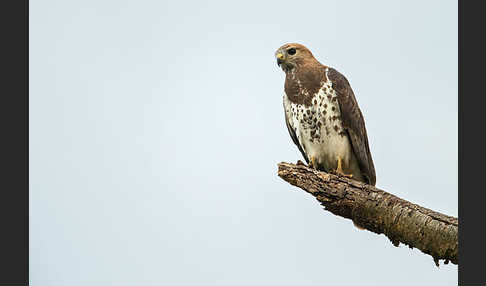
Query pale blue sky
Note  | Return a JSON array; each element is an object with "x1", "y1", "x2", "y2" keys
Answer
[{"x1": 30, "y1": 0, "x2": 457, "y2": 285}]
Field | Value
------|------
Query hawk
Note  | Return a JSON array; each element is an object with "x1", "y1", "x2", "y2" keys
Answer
[{"x1": 275, "y1": 43, "x2": 376, "y2": 186}]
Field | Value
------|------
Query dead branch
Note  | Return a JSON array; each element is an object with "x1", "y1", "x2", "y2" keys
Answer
[{"x1": 277, "y1": 162, "x2": 458, "y2": 266}]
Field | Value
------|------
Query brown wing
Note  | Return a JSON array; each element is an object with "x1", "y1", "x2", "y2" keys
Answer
[
  {"x1": 327, "y1": 68, "x2": 376, "y2": 185},
  {"x1": 284, "y1": 106, "x2": 309, "y2": 164}
]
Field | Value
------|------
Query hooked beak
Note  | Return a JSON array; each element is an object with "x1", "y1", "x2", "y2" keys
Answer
[{"x1": 276, "y1": 53, "x2": 285, "y2": 67}]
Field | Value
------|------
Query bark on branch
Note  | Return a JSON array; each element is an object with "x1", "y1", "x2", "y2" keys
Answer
[{"x1": 277, "y1": 162, "x2": 458, "y2": 266}]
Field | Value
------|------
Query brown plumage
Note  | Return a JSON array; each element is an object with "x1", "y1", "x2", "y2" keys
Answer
[{"x1": 276, "y1": 43, "x2": 376, "y2": 186}]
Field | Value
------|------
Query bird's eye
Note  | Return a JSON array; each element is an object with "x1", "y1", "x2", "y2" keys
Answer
[{"x1": 287, "y1": 48, "x2": 296, "y2": 55}]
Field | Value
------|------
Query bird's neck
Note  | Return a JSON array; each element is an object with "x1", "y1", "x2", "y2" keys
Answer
[{"x1": 284, "y1": 63, "x2": 327, "y2": 106}]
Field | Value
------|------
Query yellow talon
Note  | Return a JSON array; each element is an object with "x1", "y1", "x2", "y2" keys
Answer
[
  {"x1": 335, "y1": 157, "x2": 353, "y2": 178},
  {"x1": 309, "y1": 156, "x2": 317, "y2": 169}
]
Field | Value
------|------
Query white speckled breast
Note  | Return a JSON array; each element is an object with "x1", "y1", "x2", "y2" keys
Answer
[{"x1": 283, "y1": 69, "x2": 357, "y2": 173}]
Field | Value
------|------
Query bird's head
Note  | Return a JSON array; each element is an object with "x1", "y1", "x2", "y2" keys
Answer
[{"x1": 275, "y1": 43, "x2": 317, "y2": 72}]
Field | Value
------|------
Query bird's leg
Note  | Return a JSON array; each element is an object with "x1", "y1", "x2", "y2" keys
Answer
[
  {"x1": 308, "y1": 156, "x2": 317, "y2": 169},
  {"x1": 334, "y1": 156, "x2": 353, "y2": 178}
]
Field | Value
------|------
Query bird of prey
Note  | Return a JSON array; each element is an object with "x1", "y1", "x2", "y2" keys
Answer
[{"x1": 275, "y1": 43, "x2": 376, "y2": 186}]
